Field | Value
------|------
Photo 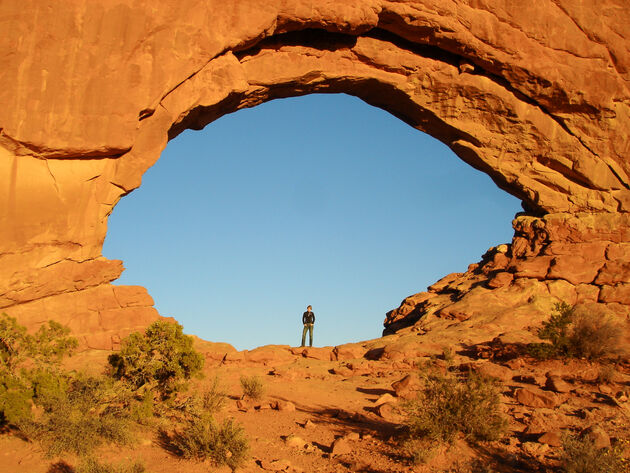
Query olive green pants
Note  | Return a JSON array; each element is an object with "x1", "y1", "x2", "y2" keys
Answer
[{"x1": 301, "y1": 323, "x2": 314, "y2": 347}]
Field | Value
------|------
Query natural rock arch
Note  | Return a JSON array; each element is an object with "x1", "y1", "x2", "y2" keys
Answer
[{"x1": 1, "y1": 1, "x2": 629, "y2": 348}]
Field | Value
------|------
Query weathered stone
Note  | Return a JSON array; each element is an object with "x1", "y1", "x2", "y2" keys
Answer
[
  {"x1": 599, "y1": 284, "x2": 630, "y2": 305},
  {"x1": 391, "y1": 374, "x2": 421, "y2": 400},
  {"x1": 330, "y1": 437, "x2": 352, "y2": 456},
  {"x1": 548, "y1": 255, "x2": 602, "y2": 285},
  {"x1": 332, "y1": 343, "x2": 367, "y2": 361},
  {"x1": 538, "y1": 430, "x2": 563, "y2": 447},
  {"x1": 1, "y1": 2, "x2": 630, "y2": 346},
  {"x1": 582, "y1": 425, "x2": 611, "y2": 449},
  {"x1": 545, "y1": 374, "x2": 572, "y2": 393},
  {"x1": 460, "y1": 362, "x2": 513, "y2": 382},
  {"x1": 514, "y1": 387, "x2": 559, "y2": 408},
  {"x1": 488, "y1": 272, "x2": 514, "y2": 289},
  {"x1": 302, "y1": 347, "x2": 333, "y2": 361},
  {"x1": 285, "y1": 435, "x2": 307, "y2": 449},
  {"x1": 374, "y1": 393, "x2": 397, "y2": 407}
]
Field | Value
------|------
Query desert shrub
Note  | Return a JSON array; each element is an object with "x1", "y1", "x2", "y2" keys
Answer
[
  {"x1": 75, "y1": 457, "x2": 145, "y2": 473},
  {"x1": 401, "y1": 370, "x2": 508, "y2": 445},
  {"x1": 240, "y1": 375, "x2": 264, "y2": 401},
  {"x1": 170, "y1": 415, "x2": 249, "y2": 471},
  {"x1": 108, "y1": 321, "x2": 204, "y2": 399},
  {"x1": 26, "y1": 374, "x2": 133, "y2": 457},
  {"x1": 561, "y1": 434, "x2": 628, "y2": 473},
  {"x1": 0, "y1": 313, "x2": 77, "y2": 427},
  {"x1": 528, "y1": 302, "x2": 621, "y2": 360}
]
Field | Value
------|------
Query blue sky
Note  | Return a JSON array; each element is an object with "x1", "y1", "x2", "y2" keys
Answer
[{"x1": 103, "y1": 93, "x2": 521, "y2": 350}]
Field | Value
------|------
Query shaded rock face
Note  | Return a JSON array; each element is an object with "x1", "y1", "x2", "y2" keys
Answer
[{"x1": 1, "y1": 1, "x2": 629, "y2": 346}]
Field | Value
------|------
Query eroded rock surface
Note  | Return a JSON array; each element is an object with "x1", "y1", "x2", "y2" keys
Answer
[{"x1": 1, "y1": 1, "x2": 629, "y2": 345}]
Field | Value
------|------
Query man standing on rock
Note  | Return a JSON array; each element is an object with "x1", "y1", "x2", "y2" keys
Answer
[{"x1": 300, "y1": 305, "x2": 315, "y2": 347}]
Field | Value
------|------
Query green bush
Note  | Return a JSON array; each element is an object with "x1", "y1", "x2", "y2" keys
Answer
[
  {"x1": 401, "y1": 370, "x2": 508, "y2": 445},
  {"x1": 25, "y1": 374, "x2": 133, "y2": 457},
  {"x1": 108, "y1": 321, "x2": 204, "y2": 399},
  {"x1": 75, "y1": 457, "x2": 146, "y2": 473},
  {"x1": 561, "y1": 434, "x2": 628, "y2": 473},
  {"x1": 240, "y1": 375, "x2": 264, "y2": 401},
  {"x1": 170, "y1": 415, "x2": 249, "y2": 471},
  {"x1": 0, "y1": 313, "x2": 77, "y2": 427},
  {"x1": 528, "y1": 302, "x2": 622, "y2": 360}
]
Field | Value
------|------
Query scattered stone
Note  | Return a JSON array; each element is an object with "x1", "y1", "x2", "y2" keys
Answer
[
  {"x1": 582, "y1": 425, "x2": 611, "y2": 449},
  {"x1": 333, "y1": 344, "x2": 367, "y2": 361},
  {"x1": 300, "y1": 419, "x2": 315, "y2": 429},
  {"x1": 285, "y1": 435, "x2": 307, "y2": 449},
  {"x1": 460, "y1": 361, "x2": 513, "y2": 382},
  {"x1": 275, "y1": 400, "x2": 296, "y2": 412},
  {"x1": 302, "y1": 347, "x2": 333, "y2": 361},
  {"x1": 514, "y1": 387, "x2": 559, "y2": 408},
  {"x1": 374, "y1": 393, "x2": 397, "y2": 406},
  {"x1": 376, "y1": 403, "x2": 403, "y2": 423},
  {"x1": 538, "y1": 430, "x2": 563, "y2": 447},
  {"x1": 521, "y1": 441, "x2": 550, "y2": 457},
  {"x1": 331, "y1": 437, "x2": 352, "y2": 456},
  {"x1": 545, "y1": 373, "x2": 572, "y2": 393},
  {"x1": 236, "y1": 399, "x2": 249, "y2": 412},
  {"x1": 331, "y1": 366, "x2": 353, "y2": 377},
  {"x1": 391, "y1": 374, "x2": 421, "y2": 399},
  {"x1": 344, "y1": 432, "x2": 360, "y2": 441}
]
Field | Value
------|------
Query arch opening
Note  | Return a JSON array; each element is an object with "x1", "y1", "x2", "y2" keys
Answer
[{"x1": 104, "y1": 93, "x2": 521, "y2": 350}]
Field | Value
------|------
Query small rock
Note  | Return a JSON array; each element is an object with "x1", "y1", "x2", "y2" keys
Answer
[
  {"x1": 522, "y1": 441, "x2": 549, "y2": 457},
  {"x1": 582, "y1": 425, "x2": 611, "y2": 449},
  {"x1": 374, "y1": 393, "x2": 397, "y2": 406},
  {"x1": 344, "y1": 432, "x2": 360, "y2": 441},
  {"x1": 236, "y1": 399, "x2": 249, "y2": 412},
  {"x1": 545, "y1": 374, "x2": 571, "y2": 393},
  {"x1": 331, "y1": 366, "x2": 353, "y2": 377},
  {"x1": 391, "y1": 374, "x2": 421, "y2": 399},
  {"x1": 538, "y1": 430, "x2": 563, "y2": 447},
  {"x1": 514, "y1": 387, "x2": 559, "y2": 408},
  {"x1": 376, "y1": 402, "x2": 403, "y2": 423},
  {"x1": 460, "y1": 361, "x2": 513, "y2": 382},
  {"x1": 285, "y1": 435, "x2": 307, "y2": 449},
  {"x1": 301, "y1": 419, "x2": 315, "y2": 429},
  {"x1": 331, "y1": 437, "x2": 352, "y2": 456},
  {"x1": 276, "y1": 400, "x2": 296, "y2": 412}
]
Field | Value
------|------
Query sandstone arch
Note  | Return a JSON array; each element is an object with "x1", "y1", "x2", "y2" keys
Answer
[{"x1": 1, "y1": 1, "x2": 629, "y2": 348}]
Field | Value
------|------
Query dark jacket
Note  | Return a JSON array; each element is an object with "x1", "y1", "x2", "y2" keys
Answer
[{"x1": 302, "y1": 311, "x2": 315, "y2": 325}]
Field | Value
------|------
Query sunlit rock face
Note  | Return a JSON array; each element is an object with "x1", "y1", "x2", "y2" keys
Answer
[{"x1": 1, "y1": 1, "x2": 629, "y2": 347}]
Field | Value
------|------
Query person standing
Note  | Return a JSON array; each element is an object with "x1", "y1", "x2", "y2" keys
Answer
[{"x1": 300, "y1": 305, "x2": 315, "y2": 347}]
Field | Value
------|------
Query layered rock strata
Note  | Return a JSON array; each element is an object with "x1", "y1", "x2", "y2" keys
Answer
[
  {"x1": 1, "y1": 1, "x2": 629, "y2": 346},
  {"x1": 384, "y1": 212, "x2": 630, "y2": 340}
]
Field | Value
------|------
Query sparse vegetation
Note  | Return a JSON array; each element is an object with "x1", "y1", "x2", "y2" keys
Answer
[
  {"x1": 561, "y1": 434, "x2": 628, "y2": 473},
  {"x1": 75, "y1": 457, "x2": 146, "y2": 473},
  {"x1": 528, "y1": 302, "x2": 622, "y2": 360},
  {"x1": 240, "y1": 375, "x2": 264, "y2": 401},
  {"x1": 107, "y1": 320, "x2": 204, "y2": 400},
  {"x1": 402, "y1": 369, "x2": 507, "y2": 448},
  {"x1": 169, "y1": 415, "x2": 249, "y2": 471}
]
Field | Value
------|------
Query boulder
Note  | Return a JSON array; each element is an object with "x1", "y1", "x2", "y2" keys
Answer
[{"x1": 514, "y1": 387, "x2": 560, "y2": 408}]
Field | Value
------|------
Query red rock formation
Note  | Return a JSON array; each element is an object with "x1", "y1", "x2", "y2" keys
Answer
[{"x1": 1, "y1": 1, "x2": 629, "y2": 347}]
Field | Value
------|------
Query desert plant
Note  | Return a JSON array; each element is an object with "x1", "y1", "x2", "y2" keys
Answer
[
  {"x1": 0, "y1": 313, "x2": 77, "y2": 427},
  {"x1": 401, "y1": 369, "x2": 508, "y2": 445},
  {"x1": 75, "y1": 457, "x2": 146, "y2": 473},
  {"x1": 240, "y1": 375, "x2": 264, "y2": 401},
  {"x1": 107, "y1": 320, "x2": 204, "y2": 399},
  {"x1": 170, "y1": 414, "x2": 249, "y2": 471},
  {"x1": 25, "y1": 374, "x2": 133, "y2": 457},
  {"x1": 528, "y1": 303, "x2": 621, "y2": 360},
  {"x1": 561, "y1": 434, "x2": 628, "y2": 473}
]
